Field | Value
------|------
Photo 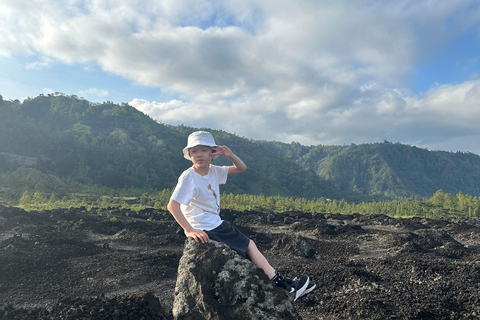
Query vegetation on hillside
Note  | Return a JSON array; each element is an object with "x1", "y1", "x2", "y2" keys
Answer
[
  {"x1": 11, "y1": 188, "x2": 480, "y2": 220},
  {"x1": 0, "y1": 94, "x2": 348, "y2": 200},
  {"x1": 265, "y1": 140, "x2": 480, "y2": 198},
  {"x1": 1, "y1": 93, "x2": 480, "y2": 207}
]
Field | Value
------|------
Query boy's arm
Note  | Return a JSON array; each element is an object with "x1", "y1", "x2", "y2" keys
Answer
[
  {"x1": 167, "y1": 199, "x2": 209, "y2": 243},
  {"x1": 214, "y1": 146, "x2": 247, "y2": 175},
  {"x1": 227, "y1": 152, "x2": 247, "y2": 175}
]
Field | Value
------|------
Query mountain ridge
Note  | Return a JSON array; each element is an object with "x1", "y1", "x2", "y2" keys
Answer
[{"x1": 1, "y1": 93, "x2": 479, "y2": 200}]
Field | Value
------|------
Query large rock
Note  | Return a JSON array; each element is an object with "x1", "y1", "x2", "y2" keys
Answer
[{"x1": 173, "y1": 238, "x2": 302, "y2": 320}]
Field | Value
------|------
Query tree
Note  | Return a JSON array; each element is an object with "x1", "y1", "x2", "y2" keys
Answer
[
  {"x1": 443, "y1": 193, "x2": 456, "y2": 211},
  {"x1": 19, "y1": 191, "x2": 32, "y2": 208},
  {"x1": 33, "y1": 191, "x2": 46, "y2": 204},
  {"x1": 456, "y1": 191, "x2": 468, "y2": 212},
  {"x1": 431, "y1": 190, "x2": 446, "y2": 206}
]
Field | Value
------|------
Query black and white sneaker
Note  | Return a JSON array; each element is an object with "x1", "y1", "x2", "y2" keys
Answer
[
  {"x1": 297, "y1": 280, "x2": 316, "y2": 298},
  {"x1": 272, "y1": 272, "x2": 310, "y2": 301},
  {"x1": 284, "y1": 276, "x2": 316, "y2": 299}
]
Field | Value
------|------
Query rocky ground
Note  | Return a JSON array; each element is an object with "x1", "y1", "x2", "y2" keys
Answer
[{"x1": 1, "y1": 204, "x2": 480, "y2": 319}]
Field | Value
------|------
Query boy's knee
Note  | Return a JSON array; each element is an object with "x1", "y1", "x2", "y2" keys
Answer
[{"x1": 247, "y1": 239, "x2": 258, "y2": 251}]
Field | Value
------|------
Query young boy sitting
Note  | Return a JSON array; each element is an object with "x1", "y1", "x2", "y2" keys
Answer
[{"x1": 167, "y1": 131, "x2": 315, "y2": 301}]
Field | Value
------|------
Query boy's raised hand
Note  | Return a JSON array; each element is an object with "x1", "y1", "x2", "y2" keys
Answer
[
  {"x1": 212, "y1": 145, "x2": 234, "y2": 159},
  {"x1": 213, "y1": 145, "x2": 247, "y2": 175}
]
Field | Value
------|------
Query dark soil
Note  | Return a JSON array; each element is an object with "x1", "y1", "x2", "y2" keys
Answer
[{"x1": 1, "y1": 205, "x2": 480, "y2": 319}]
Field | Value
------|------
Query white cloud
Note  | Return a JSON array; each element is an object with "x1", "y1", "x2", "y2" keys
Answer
[
  {"x1": 418, "y1": 81, "x2": 480, "y2": 126},
  {"x1": 130, "y1": 79, "x2": 480, "y2": 153},
  {"x1": 43, "y1": 88, "x2": 54, "y2": 95},
  {"x1": 25, "y1": 57, "x2": 53, "y2": 70},
  {"x1": 79, "y1": 88, "x2": 109, "y2": 98},
  {"x1": 1, "y1": 0, "x2": 480, "y2": 154}
]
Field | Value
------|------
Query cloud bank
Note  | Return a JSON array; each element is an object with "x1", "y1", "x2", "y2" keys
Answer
[{"x1": 1, "y1": 0, "x2": 480, "y2": 153}]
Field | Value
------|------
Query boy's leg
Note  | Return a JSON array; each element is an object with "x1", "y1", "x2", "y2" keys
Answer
[
  {"x1": 245, "y1": 239, "x2": 312, "y2": 301},
  {"x1": 245, "y1": 240, "x2": 276, "y2": 279}
]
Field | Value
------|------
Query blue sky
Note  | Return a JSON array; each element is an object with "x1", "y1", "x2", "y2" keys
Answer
[
  {"x1": 413, "y1": 29, "x2": 480, "y2": 93},
  {"x1": 1, "y1": 0, "x2": 480, "y2": 155}
]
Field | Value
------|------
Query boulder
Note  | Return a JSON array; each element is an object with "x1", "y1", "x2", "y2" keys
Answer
[{"x1": 173, "y1": 238, "x2": 302, "y2": 320}]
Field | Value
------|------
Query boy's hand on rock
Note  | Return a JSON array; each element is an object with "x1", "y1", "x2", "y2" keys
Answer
[{"x1": 187, "y1": 229, "x2": 209, "y2": 243}]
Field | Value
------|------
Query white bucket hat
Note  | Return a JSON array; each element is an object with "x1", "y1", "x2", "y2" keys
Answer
[{"x1": 182, "y1": 131, "x2": 218, "y2": 160}]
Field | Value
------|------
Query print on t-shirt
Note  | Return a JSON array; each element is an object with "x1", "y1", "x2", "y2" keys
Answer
[{"x1": 207, "y1": 184, "x2": 220, "y2": 214}]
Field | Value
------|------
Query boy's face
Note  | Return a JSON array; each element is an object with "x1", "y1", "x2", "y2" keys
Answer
[{"x1": 189, "y1": 145, "x2": 215, "y2": 169}]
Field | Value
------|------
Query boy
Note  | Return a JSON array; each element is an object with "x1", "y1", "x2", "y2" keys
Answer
[{"x1": 167, "y1": 131, "x2": 315, "y2": 301}]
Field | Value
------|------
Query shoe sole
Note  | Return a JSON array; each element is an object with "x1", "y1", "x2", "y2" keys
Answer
[{"x1": 298, "y1": 283, "x2": 316, "y2": 299}]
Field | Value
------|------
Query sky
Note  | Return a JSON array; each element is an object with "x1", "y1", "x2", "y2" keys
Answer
[{"x1": 1, "y1": 0, "x2": 480, "y2": 155}]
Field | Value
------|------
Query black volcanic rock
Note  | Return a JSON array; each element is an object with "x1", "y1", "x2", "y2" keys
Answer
[
  {"x1": 2, "y1": 207, "x2": 480, "y2": 319},
  {"x1": 0, "y1": 292, "x2": 169, "y2": 320},
  {"x1": 173, "y1": 238, "x2": 301, "y2": 320}
]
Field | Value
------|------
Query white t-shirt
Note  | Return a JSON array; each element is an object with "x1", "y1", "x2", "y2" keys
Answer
[{"x1": 171, "y1": 165, "x2": 229, "y2": 231}]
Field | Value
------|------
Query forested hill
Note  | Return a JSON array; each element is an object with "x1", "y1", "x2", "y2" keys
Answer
[
  {"x1": 0, "y1": 94, "x2": 346, "y2": 200},
  {"x1": 265, "y1": 141, "x2": 480, "y2": 198},
  {"x1": 1, "y1": 93, "x2": 480, "y2": 201}
]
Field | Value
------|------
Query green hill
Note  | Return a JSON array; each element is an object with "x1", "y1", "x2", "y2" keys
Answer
[
  {"x1": 1, "y1": 93, "x2": 480, "y2": 201},
  {"x1": 266, "y1": 141, "x2": 480, "y2": 198},
  {"x1": 0, "y1": 94, "x2": 346, "y2": 200}
]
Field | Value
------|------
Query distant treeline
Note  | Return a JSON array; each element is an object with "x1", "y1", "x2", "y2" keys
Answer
[{"x1": 13, "y1": 189, "x2": 480, "y2": 220}]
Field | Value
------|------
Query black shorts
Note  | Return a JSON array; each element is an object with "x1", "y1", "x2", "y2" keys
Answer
[{"x1": 205, "y1": 221, "x2": 250, "y2": 255}]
